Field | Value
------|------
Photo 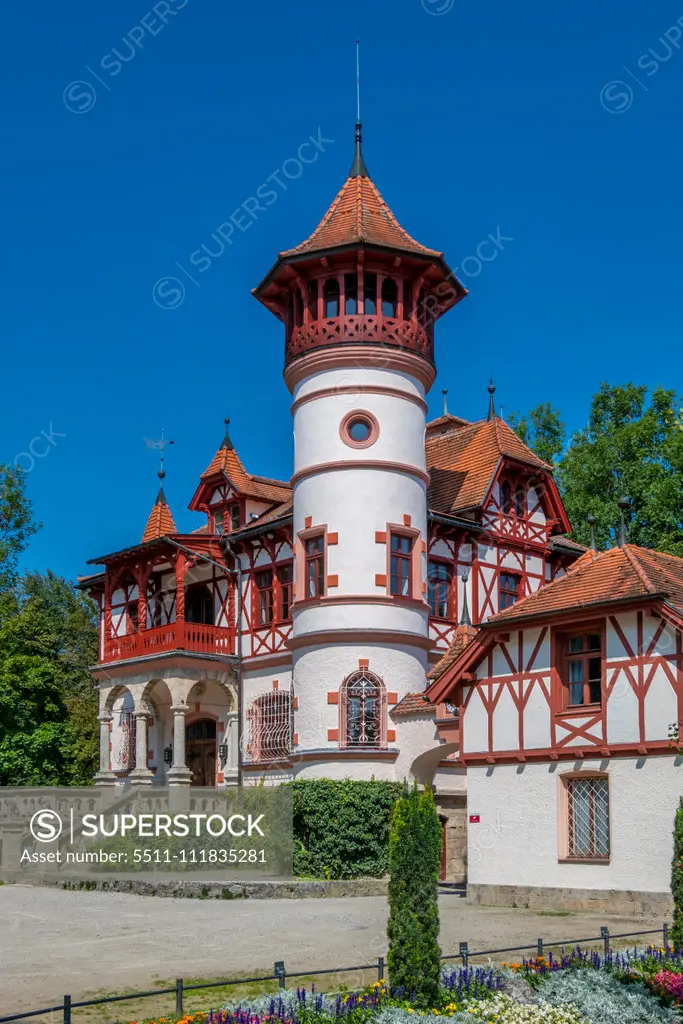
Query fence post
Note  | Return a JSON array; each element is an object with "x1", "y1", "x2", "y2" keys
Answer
[
  {"x1": 459, "y1": 942, "x2": 469, "y2": 969},
  {"x1": 601, "y1": 927, "x2": 610, "y2": 959},
  {"x1": 664, "y1": 922, "x2": 670, "y2": 950},
  {"x1": 175, "y1": 978, "x2": 183, "y2": 1015},
  {"x1": 377, "y1": 956, "x2": 385, "y2": 982},
  {"x1": 63, "y1": 995, "x2": 72, "y2": 1024},
  {"x1": 537, "y1": 938, "x2": 544, "y2": 958},
  {"x1": 274, "y1": 960, "x2": 286, "y2": 989}
]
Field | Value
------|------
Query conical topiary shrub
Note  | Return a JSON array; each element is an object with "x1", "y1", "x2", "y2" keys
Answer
[{"x1": 387, "y1": 783, "x2": 443, "y2": 1006}]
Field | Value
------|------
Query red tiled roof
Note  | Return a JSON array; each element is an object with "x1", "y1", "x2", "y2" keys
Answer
[
  {"x1": 281, "y1": 175, "x2": 442, "y2": 259},
  {"x1": 141, "y1": 491, "x2": 177, "y2": 543},
  {"x1": 427, "y1": 625, "x2": 478, "y2": 683},
  {"x1": 426, "y1": 417, "x2": 550, "y2": 515},
  {"x1": 487, "y1": 544, "x2": 683, "y2": 625},
  {"x1": 391, "y1": 692, "x2": 436, "y2": 717},
  {"x1": 201, "y1": 446, "x2": 291, "y2": 504}
]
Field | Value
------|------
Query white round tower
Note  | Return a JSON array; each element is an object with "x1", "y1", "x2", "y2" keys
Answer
[{"x1": 253, "y1": 125, "x2": 466, "y2": 779}]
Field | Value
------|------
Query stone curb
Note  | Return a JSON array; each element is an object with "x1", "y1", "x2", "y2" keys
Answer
[{"x1": 18, "y1": 876, "x2": 389, "y2": 900}]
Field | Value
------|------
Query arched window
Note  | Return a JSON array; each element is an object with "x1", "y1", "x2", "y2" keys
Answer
[
  {"x1": 293, "y1": 287, "x2": 303, "y2": 328},
  {"x1": 185, "y1": 583, "x2": 214, "y2": 625},
  {"x1": 246, "y1": 690, "x2": 293, "y2": 761},
  {"x1": 307, "y1": 280, "x2": 318, "y2": 321},
  {"x1": 344, "y1": 272, "x2": 358, "y2": 314},
  {"x1": 340, "y1": 669, "x2": 386, "y2": 748},
  {"x1": 364, "y1": 272, "x2": 377, "y2": 314},
  {"x1": 417, "y1": 288, "x2": 427, "y2": 326},
  {"x1": 323, "y1": 278, "x2": 340, "y2": 318},
  {"x1": 381, "y1": 277, "x2": 398, "y2": 317},
  {"x1": 403, "y1": 280, "x2": 414, "y2": 319},
  {"x1": 501, "y1": 480, "x2": 512, "y2": 515}
]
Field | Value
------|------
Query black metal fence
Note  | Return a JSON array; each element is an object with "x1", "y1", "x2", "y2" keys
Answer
[{"x1": 0, "y1": 923, "x2": 669, "y2": 1024}]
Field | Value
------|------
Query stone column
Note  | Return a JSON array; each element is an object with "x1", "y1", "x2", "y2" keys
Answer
[
  {"x1": 129, "y1": 711, "x2": 154, "y2": 785},
  {"x1": 225, "y1": 713, "x2": 239, "y2": 785},
  {"x1": 167, "y1": 705, "x2": 192, "y2": 787},
  {"x1": 94, "y1": 714, "x2": 117, "y2": 786}
]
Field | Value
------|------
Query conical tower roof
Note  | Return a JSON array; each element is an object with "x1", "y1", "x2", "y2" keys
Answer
[{"x1": 141, "y1": 485, "x2": 177, "y2": 543}]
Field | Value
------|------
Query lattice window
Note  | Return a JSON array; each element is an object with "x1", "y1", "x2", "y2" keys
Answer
[
  {"x1": 567, "y1": 777, "x2": 610, "y2": 859},
  {"x1": 246, "y1": 690, "x2": 293, "y2": 762},
  {"x1": 113, "y1": 710, "x2": 136, "y2": 770},
  {"x1": 340, "y1": 670, "x2": 387, "y2": 749}
]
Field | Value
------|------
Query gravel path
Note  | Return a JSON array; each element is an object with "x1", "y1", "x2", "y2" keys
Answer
[{"x1": 0, "y1": 885, "x2": 662, "y2": 1012}]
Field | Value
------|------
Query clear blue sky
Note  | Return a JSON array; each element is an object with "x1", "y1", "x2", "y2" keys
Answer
[{"x1": 2, "y1": 0, "x2": 681, "y2": 581}]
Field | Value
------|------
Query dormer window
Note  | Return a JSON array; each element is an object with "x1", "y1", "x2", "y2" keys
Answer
[
  {"x1": 324, "y1": 278, "x2": 340, "y2": 318},
  {"x1": 230, "y1": 505, "x2": 241, "y2": 531},
  {"x1": 501, "y1": 480, "x2": 512, "y2": 514},
  {"x1": 214, "y1": 511, "x2": 225, "y2": 535},
  {"x1": 381, "y1": 278, "x2": 398, "y2": 318}
]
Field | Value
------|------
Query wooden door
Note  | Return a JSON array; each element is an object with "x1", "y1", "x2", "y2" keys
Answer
[{"x1": 186, "y1": 719, "x2": 217, "y2": 787}]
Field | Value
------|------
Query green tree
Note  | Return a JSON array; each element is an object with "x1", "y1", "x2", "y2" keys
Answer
[
  {"x1": 509, "y1": 402, "x2": 566, "y2": 466},
  {"x1": 387, "y1": 784, "x2": 442, "y2": 1006},
  {"x1": 0, "y1": 463, "x2": 39, "y2": 597},
  {"x1": 558, "y1": 384, "x2": 683, "y2": 554},
  {"x1": 671, "y1": 798, "x2": 683, "y2": 950}
]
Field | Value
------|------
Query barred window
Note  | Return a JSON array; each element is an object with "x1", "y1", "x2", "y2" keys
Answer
[
  {"x1": 566, "y1": 776, "x2": 610, "y2": 859},
  {"x1": 340, "y1": 669, "x2": 386, "y2": 748},
  {"x1": 246, "y1": 690, "x2": 293, "y2": 762}
]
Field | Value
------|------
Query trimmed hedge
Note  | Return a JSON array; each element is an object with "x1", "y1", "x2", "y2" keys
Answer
[
  {"x1": 671, "y1": 797, "x2": 683, "y2": 950},
  {"x1": 289, "y1": 778, "x2": 406, "y2": 879}
]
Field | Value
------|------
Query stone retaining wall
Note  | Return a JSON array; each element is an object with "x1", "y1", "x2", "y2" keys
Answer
[
  {"x1": 468, "y1": 883, "x2": 673, "y2": 917},
  {"x1": 30, "y1": 876, "x2": 388, "y2": 899}
]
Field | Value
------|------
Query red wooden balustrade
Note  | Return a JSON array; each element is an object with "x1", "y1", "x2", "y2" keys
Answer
[
  {"x1": 103, "y1": 622, "x2": 234, "y2": 663},
  {"x1": 288, "y1": 315, "x2": 432, "y2": 360}
]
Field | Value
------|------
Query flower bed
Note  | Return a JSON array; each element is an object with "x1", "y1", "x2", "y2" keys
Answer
[{"x1": 127, "y1": 949, "x2": 683, "y2": 1024}]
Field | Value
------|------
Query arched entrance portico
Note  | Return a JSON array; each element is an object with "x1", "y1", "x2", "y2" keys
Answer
[{"x1": 186, "y1": 718, "x2": 217, "y2": 786}]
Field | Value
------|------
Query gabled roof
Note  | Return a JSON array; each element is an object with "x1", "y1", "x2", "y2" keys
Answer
[
  {"x1": 280, "y1": 173, "x2": 443, "y2": 259},
  {"x1": 391, "y1": 692, "x2": 436, "y2": 717},
  {"x1": 141, "y1": 487, "x2": 177, "y2": 543},
  {"x1": 426, "y1": 416, "x2": 552, "y2": 516},
  {"x1": 427, "y1": 625, "x2": 477, "y2": 684},
  {"x1": 487, "y1": 544, "x2": 683, "y2": 625},
  {"x1": 191, "y1": 422, "x2": 291, "y2": 510}
]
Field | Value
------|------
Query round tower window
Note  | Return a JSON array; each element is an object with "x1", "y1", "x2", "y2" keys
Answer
[{"x1": 340, "y1": 410, "x2": 379, "y2": 449}]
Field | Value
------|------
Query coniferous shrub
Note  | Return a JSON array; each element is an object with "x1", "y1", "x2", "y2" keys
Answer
[
  {"x1": 387, "y1": 783, "x2": 442, "y2": 1006},
  {"x1": 671, "y1": 797, "x2": 683, "y2": 950}
]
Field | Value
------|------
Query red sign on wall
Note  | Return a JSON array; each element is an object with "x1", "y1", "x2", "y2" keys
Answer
[{"x1": 469, "y1": 814, "x2": 481, "y2": 823}]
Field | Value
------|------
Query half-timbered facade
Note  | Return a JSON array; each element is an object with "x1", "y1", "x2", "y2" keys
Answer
[
  {"x1": 81, "y1": 125, "x2": 582, "y2": 818},
  {"x1": 427, "y1": 544, "x2": 683, "y2": 910}
]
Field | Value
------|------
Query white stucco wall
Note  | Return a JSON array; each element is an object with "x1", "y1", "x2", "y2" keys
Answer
[{"x1": 467, "y1": 757, "x2": 683, "y2": 893}]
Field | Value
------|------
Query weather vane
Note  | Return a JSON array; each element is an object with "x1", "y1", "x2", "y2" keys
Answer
[{"x1": 143, "y1": 429, "x2": 175, "y2": 481}]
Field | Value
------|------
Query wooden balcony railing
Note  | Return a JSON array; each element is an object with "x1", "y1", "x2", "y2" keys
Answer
[
  {"x1": 288, "y1": 314, "x2": 432, "y2": 361},
  {"x1": 102, "y1": 622, "x2": 235, "y2": 664}
]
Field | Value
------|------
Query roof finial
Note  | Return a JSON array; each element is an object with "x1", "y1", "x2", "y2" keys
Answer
[
  {"x1": 460, "y1": 572, "x2": 472, "y2": 626},
  {"x1": 143, "y1": 428, "x2": 174, "y2": 501},
  {"x1": 586, "y1": 514, "x2": 597, "y2": 551},
  {"x1": 349, "y1": 40, "x2": 369, "y2": 178},
  {"x1": 617, "y1": 497, "x2": 630, "y2": 548},
  {"x1": 222, "y1": 417, "x2": 235, "y2": 451},
  {"x1": 487, "y1": 379, "x2": 496, "y2": 421},
  {"x1": 442, "y1": 387, "x2": 449, "y2": 416}
]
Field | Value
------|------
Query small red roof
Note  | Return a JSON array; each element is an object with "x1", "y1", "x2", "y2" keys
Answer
[
  {"x1": 426, "y1": 416, "x2": 551, "y2": 516},
  {"x1": 200, "y1": 445, "x2": 291, "y2": 504},
  {"x1": 391, "y1": 692, "x2": 436, "y2": 717},
  {"x1": 141, "y1": 489, "x2": 177, "y2": 543},
  {"x1": 281, "y1": 173, "x2": 442, "y2": 259},
  {"x1": 427, "y1": 625, "x2": 478, "y2": 683},
  {"x1": 487, "y1": 544, "x2": 683, "y2": 625}
]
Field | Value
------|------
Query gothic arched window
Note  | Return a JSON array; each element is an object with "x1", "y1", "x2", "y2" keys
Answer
[{"x1": 340, "y1": 669, "x2": 386, "y2": 748}]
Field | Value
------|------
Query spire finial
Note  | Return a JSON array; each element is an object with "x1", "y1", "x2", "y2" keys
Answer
[
  {"x1": 487, "y1": 379, "x2": 496, "y2": 421},
  {"x1": 442, "y1": 387, "x2": 449, "y2": 416},
  {"x1": 144, "y1": 428, "x2": 174, "y2": 501},
  {"x1": 617, "y1": 497, "x2": 630, "y2": 548},
  {"x1": 586, "y1": 514, "x2": 597, "y2": 551},
  {"x1": 222, "y1": 417, "x2": 234, "y2": 451},
  {"x1": 460, "y1": 572, "x2": 472, "y2": 627},
  {"x1": 349, "y1": 40, "x2": 369, "y2": 178}
]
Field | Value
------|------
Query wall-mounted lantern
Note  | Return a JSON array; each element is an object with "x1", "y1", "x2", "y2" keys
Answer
[
  {"x1": 218, "y1": 743, "x2": 229, "y2": 766},
  {"x1": 163, "y1": 745, "x2": 173, "y2": 766}
]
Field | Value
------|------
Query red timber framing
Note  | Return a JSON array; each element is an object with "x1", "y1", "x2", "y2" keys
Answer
[
  {"x1": 97, "y1": 535, "x2": 236, "y2": 664},
  {"x1": 427, "y1": 602, "x2": 683, "y2": 766},
  {"x1": 238, "y1": 532, "x2": 293, "y2": 658}
]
